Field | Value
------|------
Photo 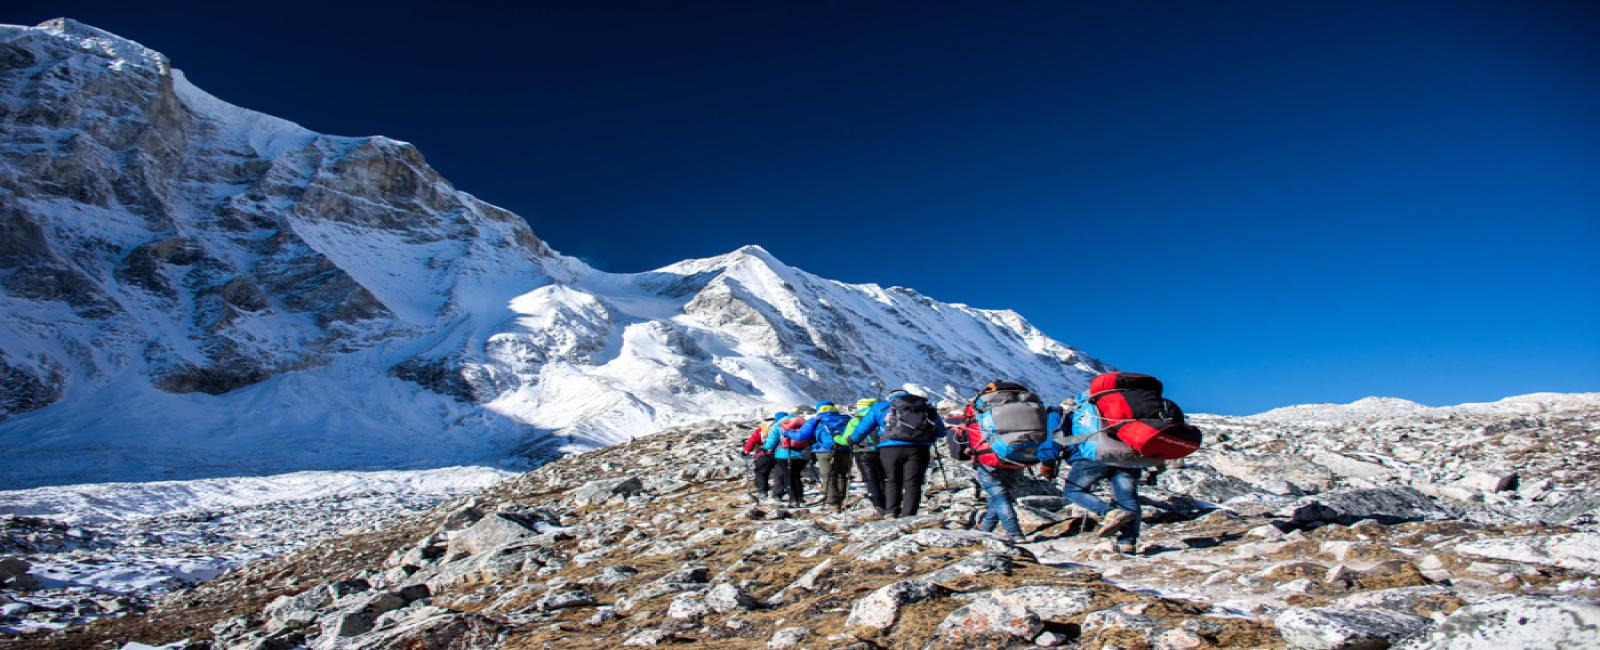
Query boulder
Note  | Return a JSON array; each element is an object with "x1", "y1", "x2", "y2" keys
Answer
[
  {"x1": 1311, "y1": 452, "x2": 1396, "y2": 481},
  {"x1": 446, "y1": 513, "x2": 541, "y2": 558},
  {"x1": 1543, "y1": 492, "x2": 1600, "y2": 524},
  {"x1": 1335, "y1": 586, "x2": 1467, "y2": 618},
  {"x1": 747, "y1": 520, "x2": 840, "y2": 553},
  {"x1": 919, "y1": 552, "x2": 1014, "y2": 585},
  {"x1": 962, "y1": 586, "x2": 1097, "y2": 623},
  {"x1": 768, "y1": 626, "x2": 809, "y2": 649},
  {"x1": 1208, "y1": 454, "x2": 1335, "y2": 495},
  {"x1": 0, "y1": 557, "x2": 29, "y2": 581},
  {"x1": 934, "y1": 594, "x2": 1042, "y2": 642},
  {"x1": 536, "y1": 589, "x2": 597, "y2": 611},
  {"x1": 1408, "y1": 596, "x2": 1600, "y2": 650},
  {"x1": 1455, "y1": 533, "x2": 1600, "y2": 574},
  {"x1": 769, "y1": 558, "x2": 834, "y2": 604},
  {"x1": 1273, "y1": 606, "x2": 1430, "y2": 649},
  {"x1": 1453, "y1": 471, "x2": 1517, "y2": 493},
  {"x1": 1283, "y1": 487, "x2": 1459, "y2": 525},
  {"x1": 331, "y1": 605, "x2": 503, "y2": 650},
  {"x1": 1156, "y1": 466, "x2": 1259, "y2": 503},
  {"x1": 623, "y1": 628, "x2": 675, "y2": 646},
  {"x1": 319, "y1": 591, "x2": 408, "y2": 638},
  {"x1": 264, "y1": 587, "x2": 334, "y2": 632},
  {"x1": 666, "y1": 592, "x2": 711, "y2": 620},
  {"x1": 845, "y1": 580, "x2": 946, "y2": 630},
  {"x1": 705, "y1": 583, "x2": 760, "y2": 613},
  {"x1": 572, "y1": 477, "x2": 644, "y2": 506}
]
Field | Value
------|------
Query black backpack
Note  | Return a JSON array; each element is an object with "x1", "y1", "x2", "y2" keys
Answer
[{"x1": 880, "y1": 394, "x2": 940, "y2": 443}]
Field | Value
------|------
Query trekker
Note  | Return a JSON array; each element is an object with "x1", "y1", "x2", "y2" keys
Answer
[
  {"x1": 796, "y1": 401, "x2": 853, "y2": 512},
  {"x1": 765, "y1": 411, "x2": 811, "y2": 507},
  {"x1": 1051, "y1": 372, "x2": 1204, "y2": 555},
  {"x1": 948, "y1": 381, "x2": 1050, "y2": 543},
  {"x1": 845, "y1": 398, "x2": 888, "y2": 515},
  {"x1": 1058, "y1": 444, "x2": 1143, "y2": 554},
  {"x1": 742, "y1": 418, "x2": 778, "y2": 500},
  {"x1": 849, "y1": 389, "x2": 946, "y2": 518}
]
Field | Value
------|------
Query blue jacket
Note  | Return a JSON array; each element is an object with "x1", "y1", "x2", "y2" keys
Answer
[
  {"x1": 798, "y1": 410, "x2": 852, "y2": 453},
  {"x1": 848, "y1": 398, "x2": 944, "y2": 448}
]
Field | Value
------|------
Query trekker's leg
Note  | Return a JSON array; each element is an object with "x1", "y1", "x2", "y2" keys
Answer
[
  {"x1": 815, "y1": 452, "x2": 835, "y2": 505},
  {"x1": 830, "y1": 450, "x2": 852, "y2": 507},
  {"x1": 856, "y1": 452, "x2": 887, "y2": 512},
  {"x1": 990, "y1": 467, "x2": 1024, "y2": 539},
  {"x1": 973, "y1": 464, "x2": 1002, "y2": 533},
  {"x1": 1061, "y1": 459, "x2": 1113, "y2": 517},
  {"x1": 753, "y1": 455, "x2": 774, "y2": 495},
  {"x1": 899, "y1": 446, "x2": 931, "y2": 517},
  {"x1": 787, "y1": 456, "x2": 810, "y2": 505},
  {"x1": 1108, "y1": 467, "x2": 1143, "y2": 544},
  {"x1": 772, "y1": 458, "x2": 790, "y2": 500},
  {"x1": 881, "y1": 447, "x2": 908, "y2": 516}
]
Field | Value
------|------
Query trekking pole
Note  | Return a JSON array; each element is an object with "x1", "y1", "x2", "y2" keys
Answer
[{"x1": 932, "y1": 435, "x2": 951, "y2": 490}]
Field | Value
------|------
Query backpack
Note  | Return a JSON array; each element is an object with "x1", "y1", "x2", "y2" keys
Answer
[
  {"x1": 1068, "y1": 372, "x2": 1202, "y2": 466},
  {"x1": 880, "y1": 394, "x2": 940, "y2": 443},
  {"x1": 779, "y1": 417, "x2": 811, "y2": 450},
  {"x1": 972, "y1": 387, "x2": 1048, "y2": 466}
]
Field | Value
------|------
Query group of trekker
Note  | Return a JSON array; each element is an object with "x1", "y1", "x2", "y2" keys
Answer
[{"x1": 741, "y1": 372, "x2": 1204, "y2": 555}]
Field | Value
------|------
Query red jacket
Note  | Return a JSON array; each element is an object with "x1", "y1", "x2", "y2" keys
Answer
[
  {"x1": 956, "y1": 403, "x2": 1027, "y2": 469},
  {"x1": 743, "y1": 426, "x2": 771, "y2": 456}
]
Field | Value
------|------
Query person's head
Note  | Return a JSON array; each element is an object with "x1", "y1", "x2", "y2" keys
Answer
[
  {"x1": 815, "y1": 400, "x2": 836, "y2": 414},
  {"x1": 854, "y1": 397, "x2": 878, "y2": 411},
  {"x1": 772, "y1": 411, "x2": 789, "y2": 422},
  {"x1": 887, "y1": 388, "x2": 909, "y2": 399}
]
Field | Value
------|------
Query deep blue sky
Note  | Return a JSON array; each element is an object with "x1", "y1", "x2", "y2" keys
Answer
[{"x1": 11, "y1": 1, "x2": 1597, "y2": 414}]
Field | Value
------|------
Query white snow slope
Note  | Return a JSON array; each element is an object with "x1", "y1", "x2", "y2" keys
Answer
[{"x1": 0, "y1": 19, "x2": 1108, "y2": 489}]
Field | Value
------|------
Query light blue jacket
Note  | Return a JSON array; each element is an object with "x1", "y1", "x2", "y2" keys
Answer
[{"x1": 762, "y1": 412, "x2": 806, "y2": 460}]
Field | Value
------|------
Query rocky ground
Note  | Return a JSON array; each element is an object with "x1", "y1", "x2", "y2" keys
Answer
[
  {"x1": 0, "y1": 476, "x2": 504, "y2": 637},
  {"x1": 4, "y1": 393, "x2": 1598, "y2": 649}
]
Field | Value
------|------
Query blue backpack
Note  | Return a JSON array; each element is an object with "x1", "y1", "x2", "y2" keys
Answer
[{"x1": 973, "y1": 387, "x2": 1049, "y2": 466}]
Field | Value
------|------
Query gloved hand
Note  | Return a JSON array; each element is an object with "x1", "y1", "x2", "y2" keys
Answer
[
  {"x1": 1037, "y1": 461, "x2": 1059, "y2": 480},
  {"x1": 833, "y1": 434, "x2": 850, "y2": 447}
]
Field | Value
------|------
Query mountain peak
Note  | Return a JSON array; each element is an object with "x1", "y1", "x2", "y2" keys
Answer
[{"x1": 33, "y1": 18, "x2": 169, "y2": 73}]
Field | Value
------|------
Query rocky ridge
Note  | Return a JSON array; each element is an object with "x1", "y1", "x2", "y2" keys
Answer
[{"x1": 7, "y1": 393, "x2": 1597, "y2": 649}]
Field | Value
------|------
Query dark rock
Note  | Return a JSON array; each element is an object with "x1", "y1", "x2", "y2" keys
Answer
[{"x1": 1284, "y1": 487, "x2": 1460, "y2": 525}]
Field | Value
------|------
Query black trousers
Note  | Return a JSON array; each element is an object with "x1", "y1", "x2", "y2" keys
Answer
[
  {"x1": 777, "y1": 455, "x2": 809, "y2": 504},
  {"x1": 854, "y1": 451, "x2": 887, "y2": 511},
  {"x1": 880, "y1": 445, "x2": 931, "y2": 517},
  {"x1": 752, "y1": 454, "x2": 776, "y2": 495}
]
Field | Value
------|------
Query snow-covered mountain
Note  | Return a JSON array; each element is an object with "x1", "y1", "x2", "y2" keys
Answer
[{"x1": 0, "y1": 19, "x2": 1107, "y2": 489}]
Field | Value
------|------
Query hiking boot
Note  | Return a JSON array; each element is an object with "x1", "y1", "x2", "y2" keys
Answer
[
  {"x1": 1095, "y1": 508, "x2": 1136, "y2": 538},
  {"x1": 1115, "y1": 542, "x2": 1139, "y2": 555}
]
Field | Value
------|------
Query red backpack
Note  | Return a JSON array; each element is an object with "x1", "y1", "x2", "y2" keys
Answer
[{"x1": 1084, "y1": 372, "x2": 1202, "y2": 461}]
